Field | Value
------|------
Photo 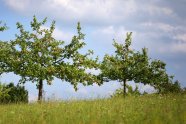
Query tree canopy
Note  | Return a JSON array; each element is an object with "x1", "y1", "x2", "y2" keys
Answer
[
  {"x1": 0, "y1": 17, "x2": 182, "y2": 101},
  {"x1": 100, "y1": 33, "x2": 174, "y2": 95},
  {"x1": 0, "y1": 16, "x2": 101, "y2": 101}
]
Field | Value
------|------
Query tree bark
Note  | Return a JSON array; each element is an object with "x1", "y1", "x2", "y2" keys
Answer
[
  {"x1": 123, "y1": 79, "x2": 127, "y2": 97},
  {"x1": 38, "y1": 79, "x2": 43, "y2": 102}
]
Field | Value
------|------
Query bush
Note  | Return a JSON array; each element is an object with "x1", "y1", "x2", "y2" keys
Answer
[
  {"x1": 156, "y1": 80, "x2": 183, "y2": 94},
  {"x1": 111, "y1": 85, "x2": 141, "y2": 97},
  {"x1": 0, "y1": 82, "x2": 28, "y2": 103}
]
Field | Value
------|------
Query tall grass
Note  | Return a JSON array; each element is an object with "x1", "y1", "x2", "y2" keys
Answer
[{"x1": 0, "y1": 94, "x2": 185, "y2": 124}]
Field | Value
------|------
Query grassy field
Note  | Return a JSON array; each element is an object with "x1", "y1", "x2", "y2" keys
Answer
[{"x1": 0, "y1": 94, "x2": 185, "y2": 124}]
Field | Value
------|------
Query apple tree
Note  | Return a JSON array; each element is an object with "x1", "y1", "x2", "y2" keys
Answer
[{"x1": 2, "y1": 16, "x2": 101, "y2": 101}]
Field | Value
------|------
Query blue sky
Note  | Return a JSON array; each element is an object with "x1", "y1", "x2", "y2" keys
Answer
[{"x1": 0, "y1": 0, "x2": 186, "y2": 101}]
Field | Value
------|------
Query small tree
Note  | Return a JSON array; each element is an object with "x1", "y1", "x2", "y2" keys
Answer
[
  {"x1": 100, "y1": 32, "x2": 145, "y2": 96},
  {"x1": 2, "y1": 16, "x2": 101, "y2": 101},
  {"x1": 101, "y1": 33, "x2": 133, "y2": 94},
  {"x1": 100, "y1": 33, "x2": 173, "y2": 96}
]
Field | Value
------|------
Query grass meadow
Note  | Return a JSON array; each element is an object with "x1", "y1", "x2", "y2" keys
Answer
[{"x1": 0, "y1": 94, "x2": 185, "y2": 124}]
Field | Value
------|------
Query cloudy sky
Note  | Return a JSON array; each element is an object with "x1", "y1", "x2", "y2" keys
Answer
[{"x1": 0, "y1": 0, "x2": 186, "y2": 101}]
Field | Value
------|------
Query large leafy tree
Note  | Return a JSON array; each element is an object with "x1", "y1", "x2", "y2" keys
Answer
[
  {"x1": 0, "y1": 21, "x2": 11, "y2": 74},
  {"x1": 2, "y1": 16, "x2": 101, "y2": 101},
  {"x1": 100, "y1": 33, "x2": 173, "y2": 96}
]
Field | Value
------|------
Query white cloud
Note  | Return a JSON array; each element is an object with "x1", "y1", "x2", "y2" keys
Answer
[
  {"x1": 174, "y1": 34, "x2": 186, "y2": 42},
  {"x1": 3, "y1": 0, "x2": 30, "y2": 11},
  {"x1": 44, "y1": 0, "x2": 138, "y2": 22},
  {"x1": 53, "y1": 27, "x2": 74, "y2": 42},
  {"x1": 141, "y1": 22, "x2": 174, "y2": 32},
  {"x1": 2, "y1": 0, "x2": 178, "y2": 28},
  {"x1": 146, "y1": 5, "x2": 174, "y2": 16},
  {"x1": 171, "y1": 42, "x2": 186, "y2": 53},
  {"x1": 86, "y1": 69, "x2": 100, "y2": 76},
  {"x1": 91, "y1": 26, "x2": 132, "y2": 44},
  {"x1": 155, "y1": 41, "x2": 186, "y2": 54},
  {"x1": 3, "y1": 0, "x2": 138, "y2": 25}
]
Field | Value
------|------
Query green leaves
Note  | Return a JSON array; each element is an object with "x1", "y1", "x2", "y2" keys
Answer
[
  {"x1": 100, "y1": 33, "x2": 135, "y2": 82},
  {"x1": 1, "y1": 16, "x2": 101, "y2": 100},
  {"x1": 0, "y1": 21, "x2": 7, "y2": 31},
  {"x1": 100, "y1": 32, "x2": 176, "y2": 95},
  {"x1": 0, "y1": 17, "x2": 180, "y2": 100},
  {"x1": 0, "y1": 41, "x2": 13, "y2": 74},
  {"x1": 0, "y1": 82, "x2": 28, "y2": 103}
]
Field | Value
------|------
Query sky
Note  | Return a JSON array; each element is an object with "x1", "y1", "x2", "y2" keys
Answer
[{"x1": 0, "y1": 0, "x2": 186, "y2": 101}]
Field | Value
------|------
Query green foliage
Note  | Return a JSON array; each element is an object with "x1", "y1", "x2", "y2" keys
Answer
[
  {"x1": 100, "y1": 32, "x2": 139, "y2": 95},
  {"x1": 156, "y1": 80, "x2": 183, "y2": 94},
  {"x1": 0, "y1": 82, "x2": 28, "y2": 103},
  {"x1": 0, "y1": 94, "x2": 185, "y2": 123},
  {"x1": 0, "y1": 83, "x2": 11, "y2": 100},
  {"x1": 9, "y1": 16, "x2": 100, "y2": 86},
  {"x1": 0, "y1": 16, "x2": 101, "y2": 100},
  {"x1": 0, "y1": 17, "x2": 182, "y2": 101},
  {"x1": 100, "y1": 32, "x2": 176, "y2": 95},
  {"x1": 100, "y1": 32, "x2": 134, "y2": 82},
  {"x1": 0, "y1": 21, "x2": 7, "y2": 31},
  {"x1": 100, "y1": 32, "x2": 153, "y2": 96},
  {"x1": 0, "y1": 41, "x2": 12, "y2": 75},
  {"x1": 111, "y1": 85, "x2": 141, "y2": 97},
  {"x1": 182, "y1": 87, "x2": 186, "y2": 94},
  {"x1": 0, "y1": 21, "x2": 10, "y2": 74}
]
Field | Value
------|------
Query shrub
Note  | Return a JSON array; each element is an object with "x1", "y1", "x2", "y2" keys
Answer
[
  {"x1": 156, "y1": 80, "x2": 183, "y2": 94},
  {"x1": 111, "y1": 85, "x2": 141, "y2": 97},
  {"x1": 0, "y1": 82, "x2": 28, "y2": 103},
  {"x1": 0, "y1": 83, "x2": 11, "y2": 100}
]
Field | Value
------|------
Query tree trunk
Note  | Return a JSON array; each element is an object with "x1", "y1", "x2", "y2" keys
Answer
[
  {"x1": 38, "y1": 79, "x2": 43, "y2": 102},
  {"x1": 123, "y1": 79, "x2": 127, "y2": 97}
]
